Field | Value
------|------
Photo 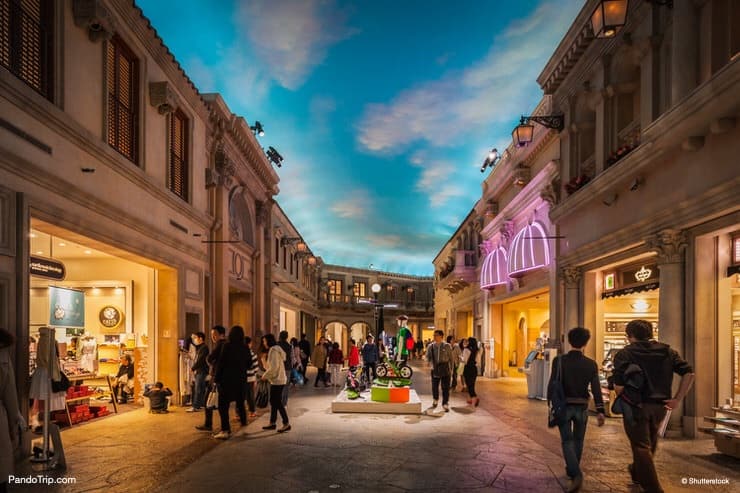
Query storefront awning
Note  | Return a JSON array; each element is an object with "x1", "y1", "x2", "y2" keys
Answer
[
  {"x1": 480, "y1": 246, "x2": 508, "y2": 288},
  {"x1": 508, "y1": 222, "x2": 550, "y2": 277},
  {"x1": 602, "y1": 281, "x2": 659, "y2": 299}
]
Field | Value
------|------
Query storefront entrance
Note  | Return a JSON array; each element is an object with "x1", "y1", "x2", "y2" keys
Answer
[
  {"x1": 500, "y1": 290, "x2": 550, "y2": 378},
  {"x1": 28, "y1": 219, "x2": 177, "y2": 426}
]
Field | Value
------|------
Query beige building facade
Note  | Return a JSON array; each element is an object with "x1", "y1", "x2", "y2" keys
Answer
[{"x1": 539, "y1": 0, "x2": 740, "y2": 436}]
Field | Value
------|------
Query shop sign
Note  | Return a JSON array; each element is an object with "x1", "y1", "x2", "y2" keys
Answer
[
  {"x1": 99, "y1": 305, "x2": 123, "y2": 330},
  {"x1": 604, "y1": 273, "x2": 615, "y2": 291},
  {"x1": 621, "y1": 264, "x2": 658, "y2": 287},
  {"x1": 30, "y1": 255, "x2": 65, "y2": 280},
  {"x1": 49, "y1": 286, "x2": 85, "y2": 327}
]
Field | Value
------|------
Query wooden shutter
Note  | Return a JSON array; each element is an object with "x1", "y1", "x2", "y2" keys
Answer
[
  {"x1": 168, "y1": 110, "x2": 188, "y2": 201},
  {"x1": 0, "y1": 0, "x2": 53, "y2": 99},
  {"x1": 106, "y1": 36, "x2": 138, "y2": 163}
]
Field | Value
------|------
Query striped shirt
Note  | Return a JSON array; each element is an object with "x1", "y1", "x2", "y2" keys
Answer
[{"x1": 246, "y1": 349, "x2": 259, "y2": 383}]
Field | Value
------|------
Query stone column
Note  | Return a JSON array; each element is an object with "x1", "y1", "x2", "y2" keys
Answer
[
  {"x1": 647, "y1": 228, "x2": 688, "y2": 433},
  {"x1": 671, "y1": 0, "x2": 698, "y2": 104},
  {"x1": 560, "y1": 266, "x2": 582, "y2": 351}
]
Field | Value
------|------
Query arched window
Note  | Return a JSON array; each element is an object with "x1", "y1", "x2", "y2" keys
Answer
[
  {"x1": 480, "y1": 246, "x2": 508, "y2": 288},
  {"x1": 508, "y1": 222, "x2": 550, "y2": 277}
]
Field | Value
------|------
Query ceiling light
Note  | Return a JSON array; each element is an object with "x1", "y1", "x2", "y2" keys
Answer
[
  {"x1": 84, "y1": 250, "x2": 92, "y2": 255},
  {"x1": 29, "y1": 233, "x2": 37, "y2": 238},
  {"x1": 630, "y1": 299, "x2": 651, "y2": 312},
  {"x1": 58, "y1": 242, "x2": 66, "y2": 247},
  {"x1": 35, "y1": 250, "x2": 43, "y2": 255}
]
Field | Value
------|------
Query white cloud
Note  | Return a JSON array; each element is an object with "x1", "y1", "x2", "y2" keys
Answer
[
  {"x1": 355, "y1": 0, "x2": 581, "y2": 153},
  {"x1": 330, "y1": 190, "x2": 371, "y2": 219},
  {"x1": 235, "y1": 0, "x2": 357, "y2": 90},
  {"x1": 366, "y1": 235, "x2": 402, "y2": 248}
]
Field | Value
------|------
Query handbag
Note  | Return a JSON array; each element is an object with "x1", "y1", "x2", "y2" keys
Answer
[
  {"x1": 51, "y1": 372, "x2": 71, "y2": 392},
  {"x1": 205, "y1": 386, "x2": 219, "y2": 409},
  {"x1": 255, "y1": 380, "x2": 269, "y2": 408},
  {"x1": 547, "y1": 355, "x2": 567, "y2": 428}
]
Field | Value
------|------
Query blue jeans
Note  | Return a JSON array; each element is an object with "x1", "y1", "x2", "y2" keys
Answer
[
  {"x1": 193, "y1": 371, "x2": 207, "y2": 409},
  {"x1": 557, "y1": 405, "x2": 589, "y2": 478}
]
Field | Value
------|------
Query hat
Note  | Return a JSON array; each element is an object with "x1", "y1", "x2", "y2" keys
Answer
[{"x1": 397, "y1": 315, "x2": 409, "y2": 321}]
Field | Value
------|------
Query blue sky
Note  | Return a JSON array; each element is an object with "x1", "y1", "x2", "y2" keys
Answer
[{"x1": 137, "y1": 0, "x2": 583, "y2": 275}]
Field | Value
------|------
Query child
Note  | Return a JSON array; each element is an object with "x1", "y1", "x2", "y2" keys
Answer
[{"x1": 144, "y1": 382, "x2": 172, "y2": 413}]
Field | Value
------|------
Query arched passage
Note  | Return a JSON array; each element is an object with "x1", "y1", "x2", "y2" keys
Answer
[
  {"x1": 323, "y1": 320, "x2": 349, "y2": 353},
  {"x1": 349, "y1": 321, "x2": 371, "y2": 346}
]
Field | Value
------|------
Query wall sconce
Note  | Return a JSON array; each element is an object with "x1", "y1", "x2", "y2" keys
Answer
[
  {"x1": 250, "y1": 121, "x2": 265, "y2": 136},
  {"x1": 630, "y1": 299, "x2": 651, "y2": 312},
  {"x1": 590, "y1": 0, "x2": 629, "y2": 39},
  {"x1": 512, "y1": 114, "x2": 564, "y2": 147},
  {"x1": 307, "y1": 256, "x2": 317, "y2": 266},
  {"x1": 480, "y1": 148, "x2": 501, "y2": 173},
  {"x1": 512, "y1": 165, "x2": 530, "y2": 187},
  {"x1": 266, "y1": 146, "x2": 283, "y2": 167}
]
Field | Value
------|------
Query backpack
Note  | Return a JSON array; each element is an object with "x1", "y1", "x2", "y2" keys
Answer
[
  {"x1": 547, "y1": 356, "x2": 567, "y2": 428},
  {"x1": 405, "y1": 334, "x2": 415, "y2": 350}
]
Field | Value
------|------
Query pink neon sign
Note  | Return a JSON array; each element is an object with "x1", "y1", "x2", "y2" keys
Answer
[
  {"x1": 480, "y1": 246, "x2": 508, "y2": 288},
  {"x1": 508, "y1": 222, "x2": 550, "y2": 277}
]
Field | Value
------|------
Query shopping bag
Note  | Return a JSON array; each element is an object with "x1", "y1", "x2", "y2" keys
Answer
[
  {"x1": 291, "y1": 367, "x2": 305, "y2": 386},
  {"x1": 256, "y1": 380, "x2": 269, "y2": 408},
  {"x1": 205, "y1": 386, "x2": 219, "y2": 409}
]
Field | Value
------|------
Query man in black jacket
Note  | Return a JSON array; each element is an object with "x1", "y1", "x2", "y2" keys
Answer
[
  {"x1": 612, "y1": 320, "x2": 694, "y2": 493},
  {"x1": 195, "y1": 325, "x2": 226, "y2": 432},
  {"x1": 187, "y1": 332, "x2": 209, "y2": 412},
  {"x1": 548, "y1": 327, "x2": 605, "y2": 492},
  {"x1": 298, "y1": 333, "x2": 311, "y2": 384}
]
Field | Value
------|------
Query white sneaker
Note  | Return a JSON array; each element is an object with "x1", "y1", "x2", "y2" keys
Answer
[
  {"x1": 213, "y1": 431, "x2": 231, "y2": 440},
  {"x1": 185, "y1": 407, "x2": 201, "y2": 412}
]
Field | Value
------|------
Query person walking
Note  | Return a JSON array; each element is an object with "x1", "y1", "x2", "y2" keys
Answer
[
  {"x1": 244, "y1": 336, "x2": 259, "y2": 419},
  {"x1": 426, "y1": 329, "x2": 454, "y2": 412},
  {"x1": 612, "y1": 320, "x2": 694, "y2": 493},
  {"x1": 187, "y1": 331, "x2": 208, "y2": 412},
  {"x1": 361, "y1": 334, "x2": 379, "y2": 384},
  {"x1": 277, "y1": 331, "x2": 293, "y2": 404},
  {"x1": 461, "y1": 337, "x2": 481, "y2": 407},
  {"x1": 196, "y1": 325, "x2": 226, "y2": 433},
  {"x1": 298, "y1": 333, "x2": 311, "y2": 383},
  {"x1": 261, "y1": 333, "x2": 290, "y2": 433},
  {"x1": 212, "y1": 326, "x2": 250, "y2": 440},
  {"x1": 1, "y1": 328, "x2": 21, "y2": 493},
  {"x1": 312, "y1": 336, "x2": 329, "y2": 387},
  {"x1": 548, "y1": 327, "x2": 606, "y2": 492},
  {"x1": 448, "y1": 336, "x2": 462, "y2": 391},
  {"x1": 328, "y1": 342, "x2": 344, "y2": 388}
]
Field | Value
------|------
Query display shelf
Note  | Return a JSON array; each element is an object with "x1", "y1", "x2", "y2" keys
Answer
[
  {"x1": 60, "y1": 374, "x2": 118, "y2": 427},
  {"x1": 701, "y1": 407, "x2": 740, "y2": 459}
]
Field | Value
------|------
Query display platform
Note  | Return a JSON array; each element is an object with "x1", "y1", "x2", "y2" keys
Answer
[{"x1": 331, "y1": 388, "x2": 422, "y2": 414}]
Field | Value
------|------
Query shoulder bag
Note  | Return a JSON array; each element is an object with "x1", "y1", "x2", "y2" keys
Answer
[{"x1": 547, "y1": 355, "x2": 567, "y2": 428}]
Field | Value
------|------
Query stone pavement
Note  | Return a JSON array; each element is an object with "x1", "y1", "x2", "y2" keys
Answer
[{"x1": 8, "y1": 362, "x2": 740, "y2": 493}]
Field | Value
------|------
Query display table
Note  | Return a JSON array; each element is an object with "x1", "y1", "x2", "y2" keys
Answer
[
  {"x1": 331, "y1": 388, "x2": 422, "y2": 414},
  {"x1": 58, "y1": 374, "x2": 118, "y2": 427},
  {"x1": 700, "y1": 407, "x2": 740, "y2": 458}
]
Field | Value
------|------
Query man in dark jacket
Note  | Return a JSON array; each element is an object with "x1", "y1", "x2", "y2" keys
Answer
[
  {"x1": 361, "y1": 334, "x2": 379, "y2": 384},
  {"x1": 278, "y1": 331, "x2": 293, "y2": 405},
  {"x1": 195, "y1": 325, "x2": 226, "y2": 432},
  {"x1": 612, "y1": 319, "x2": 694, "y2": 493},
  {"x1": 188, "y1": 332, "x2": 209, "y2": 412},
  {"x1": 548, "y1": 327, "x2": 605, "y2": 492},
  {"x1": 298, "y1": 333, "x2": 311, "y2": 383},
  {"x1": 426, "y1": 330, "x2": 454, "y2": 412}
]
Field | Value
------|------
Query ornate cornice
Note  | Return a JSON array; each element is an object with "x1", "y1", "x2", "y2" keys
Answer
[
  {"x1": 560, "y1": 266, "x2": 582, "y2": 288},
  {"x1": 646, "y1": 229, "x2": 688, "y2": 264}
]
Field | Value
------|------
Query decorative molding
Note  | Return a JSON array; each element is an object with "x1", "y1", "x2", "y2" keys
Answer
[
  {"x1": 646, "y1": 229, "x2": 688, "y2": 264},
  {"x1": 0, "y1": 186, "x2": 15, "y2": 257},
  {"x1": 560, "y1": 266, "x2": 582, "y2": 288},
  {"x1": 500, "y1": 221, "x2": 515, "y2": 245},
  {"x1": 148, "y1": 82, "x2": 177, "y2": 115},
  {"x1": 255, "y1": 200, "x2": 269, "y2": 226},
  {"x1": 72, "y1": 0, "x2": 115, "y2": 42},
  {"x1": 540, "y1": 180, "x2": 559, "y2": 207}
]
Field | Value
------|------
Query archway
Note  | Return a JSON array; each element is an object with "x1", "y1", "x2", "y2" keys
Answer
[
  {"x1": 349, "y1": 322, "x2": 371, "y2": 346},
  {"x1": 323, "y1": 320, "x2": 349, "y2": 353}
]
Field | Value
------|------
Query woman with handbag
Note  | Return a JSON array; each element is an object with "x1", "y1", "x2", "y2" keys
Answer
[
  {"x1": 261, "y1": 333, "x2": 290, "y2": 433},
  {"x1": 212, "y1": 325, "x2": 250, "y2": 440},
  {"x1": 461, "y1": 337, "x2": 481, "y2": 407}
]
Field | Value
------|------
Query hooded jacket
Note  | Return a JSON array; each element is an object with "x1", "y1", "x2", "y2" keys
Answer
[{"x1": 612, "y1": 340, "x2": 693, "y2": 404}]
